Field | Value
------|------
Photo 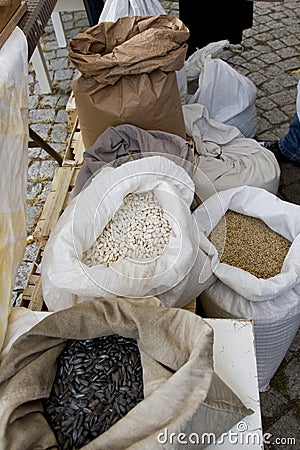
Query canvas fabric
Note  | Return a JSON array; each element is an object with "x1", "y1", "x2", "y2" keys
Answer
[{"x1": 0, "y1": 297, "x2": 252, "y2": 450}]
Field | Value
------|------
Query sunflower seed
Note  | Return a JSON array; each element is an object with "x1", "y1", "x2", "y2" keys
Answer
[{"x1": 43, "y1": 334, "x2": 143, "y2": 449}]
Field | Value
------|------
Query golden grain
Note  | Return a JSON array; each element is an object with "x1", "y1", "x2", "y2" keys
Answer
[{"x1": 208, "y1": 210, "x2": 291, "y2": 279}]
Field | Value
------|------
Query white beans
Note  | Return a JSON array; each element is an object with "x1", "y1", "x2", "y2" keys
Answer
[{"x1": 82, "y1": 191, "x2": 171, "y2": 267}]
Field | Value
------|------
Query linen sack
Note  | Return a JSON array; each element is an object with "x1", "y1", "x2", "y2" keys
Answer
[
  {"x1": 194, "y1": 185, "x2": 300, "y2": 391},
  {"x1": 68, "y1": 15, "x2": 188, "y2": 149},
  {"x1": 41, "y1": 156, "x2": 215, "y2": 311},
  {"x1": 177, "y1": 40, "x2": 257, "y2": 138},
  {"x1": 0, "y1": 297, "x2": 253, "y2": 450},
  {"x1": 183, "y1": 103, "x2": 280, "y2": 203},
  {"x1": 71, "y1": 123, "x2": 194, "y2": 197}
]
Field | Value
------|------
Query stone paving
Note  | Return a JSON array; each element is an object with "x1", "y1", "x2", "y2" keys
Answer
[{"x1": 12, "y1": 1, "x2": 299, "y2": 448}]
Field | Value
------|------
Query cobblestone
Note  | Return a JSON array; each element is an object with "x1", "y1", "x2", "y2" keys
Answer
[
  {"x1": 50, "y1": 123, "x2": 69, "y2": 143},
  {"x1": 12, "y1": 1, "x2": 300, "y2": 446},
  {"x1": 29, "y1": 108, "x2": 56, "y2": 123}
]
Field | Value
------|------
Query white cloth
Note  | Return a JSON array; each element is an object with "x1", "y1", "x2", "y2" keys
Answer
[
  {"x1": 183, "y1": 104, "x2": 280, "y2": 202},
  {"x1": 0, "y1": 27, "x2": 28, "y2": 352},
  {"x1": 98, "y1": 0, "x2": 165, "y2": 22}
]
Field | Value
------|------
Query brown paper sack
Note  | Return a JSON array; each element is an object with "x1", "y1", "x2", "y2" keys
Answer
[
  {"x1": 68, "y1": 15, "x2": 189, "y2": 149},
  {"x1": 0, "y1": 297, "x2": 252, "y2": 450}
]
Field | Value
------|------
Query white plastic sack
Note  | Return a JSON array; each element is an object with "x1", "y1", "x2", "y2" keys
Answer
[
  {"x1": 183, "y1": 103, "x2": 280, "y2": 202},
  {"x1": 41, "y1": 156, "x2": 212, "y2": 311},
  {"x1": 98, "y1": 0, "x2": 165, "y2": 22},
  {"x1": 0, "y1": 27, "x2": 28, "y2": 352},
  {"x1": 178, "y1": 41, "x2": 257, "y2": 138},
  {"x1": 194, "y1": 185, "x2": 300, "y2": 391}
]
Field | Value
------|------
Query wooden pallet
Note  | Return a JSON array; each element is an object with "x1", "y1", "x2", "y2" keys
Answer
[
  {"x1": 33, "y1": 166, "x2": 80, "y2": 245},
  {"x1": 63, "y1": 118, "x2": 85, "y2": 166},
  {"x1": 66, "y1": 90, "x2": 77, "y2": 129},
  {"x1": 20, "y1": 245, "x2": 45, "y2": 311}
]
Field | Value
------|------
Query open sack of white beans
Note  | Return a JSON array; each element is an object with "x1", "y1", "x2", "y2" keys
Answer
[
  {"x1": 41, "y1": 156, "x2": 215, "y2": 311},
  {"x1": 0, "y1": 297, "x2": 253, "y2": 450},
  {"x1": 194, "y1": 185, "x2": 300, "y2": 391}
]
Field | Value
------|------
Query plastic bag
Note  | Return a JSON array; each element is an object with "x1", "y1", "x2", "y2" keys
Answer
[
  {"x1": 178, "y1": 41, "x2": 257, "y2": 138},
  {"x1": 41, "y1": 156, "x2": 207, "y2": 311},
  {"x1": 98, "y1": 0, "x2": 166, "y2": 22},
  {"x1": 194, "y1": 185, "x2": 300, "y2": 391},
  {"x1": 183, "y1": 104, "x2": 280, "y2": 202}
]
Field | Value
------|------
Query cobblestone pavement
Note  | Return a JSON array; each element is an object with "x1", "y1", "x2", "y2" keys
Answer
[{"x1": 13, "y1": 1, "x2": 299, "y2": 448}]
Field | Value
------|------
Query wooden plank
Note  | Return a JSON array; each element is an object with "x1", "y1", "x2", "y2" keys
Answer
[
  {"x1": 186, "y1": 135, "x2": 195, "y2": 163},
  {"x1": 0, "y1": 2, "x2": 26, "y2": 49},
  {"x1": 66, "y1": 90, "x2": 77, "y2": 129},
  {"x1": 20, "y1": 247, "x2": 44, "y2": 311},
  {"x1": 73, "y1": 126, "x2": 85, "y2": 165},
  {"x1": 33, "y1": 166, "x2": 75, "y2": 245}
]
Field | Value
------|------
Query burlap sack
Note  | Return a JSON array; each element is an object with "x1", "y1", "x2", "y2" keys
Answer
[
  {"x1": 68, "y1": 15, "x2": 189, "y2": 149},
  {"x1": 0, "y1": 297, "x2": 252, "y2": 450}
]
